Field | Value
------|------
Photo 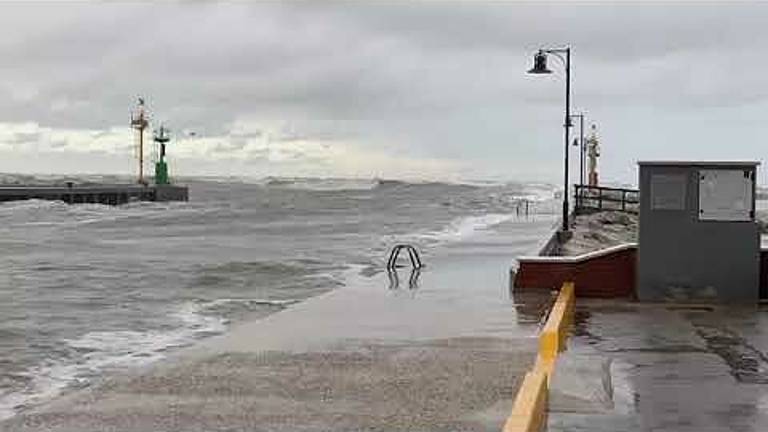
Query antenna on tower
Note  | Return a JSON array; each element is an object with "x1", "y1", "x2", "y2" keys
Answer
[{"x1": 130, "y1": 97, "x2": 149, "y2": 185}]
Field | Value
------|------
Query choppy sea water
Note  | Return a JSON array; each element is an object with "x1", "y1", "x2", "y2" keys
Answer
[{"x1": 0, "y1": 176, "x2": 558, "y2": 419}]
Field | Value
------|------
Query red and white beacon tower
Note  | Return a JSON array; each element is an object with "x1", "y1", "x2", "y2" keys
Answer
[
  {"x1": 586, "y1": 124, "x2": 601, "y2": 187},
  {"x1": 130, "y1": 98, "x2": 149, "y2": 185}
]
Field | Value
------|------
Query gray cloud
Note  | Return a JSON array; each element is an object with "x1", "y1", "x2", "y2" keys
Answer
[{"x1": 0, "y1": 3, "x2": 768, "y2": 182}]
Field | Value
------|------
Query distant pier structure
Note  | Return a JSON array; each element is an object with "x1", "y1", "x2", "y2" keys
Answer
[
  {"x1": 0, "y1": 183, "x2": 187, "y2": 205},
  {"x1": 0, "y1": 98, "x2": 188, "y2": 205}
]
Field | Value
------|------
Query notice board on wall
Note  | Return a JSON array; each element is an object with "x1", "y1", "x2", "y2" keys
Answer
[
  {"x1": 650, "y1": 173, "x2": 687, "y2": 210},
  {"x1": 698, "y1": 169, "x2": 753, "y2": 221}
]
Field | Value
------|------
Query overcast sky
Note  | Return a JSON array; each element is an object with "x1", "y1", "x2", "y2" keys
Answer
[{"x1": 0, "y1": 2, "x2": 767, "y2": 185}]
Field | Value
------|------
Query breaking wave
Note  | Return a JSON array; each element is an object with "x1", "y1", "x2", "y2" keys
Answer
[
  {"x1": 412, "y1": 213, "x2": 517, "y2": 244},
  {"x1": 262, "y1": 177, "x2": 379, "y2": 191}
]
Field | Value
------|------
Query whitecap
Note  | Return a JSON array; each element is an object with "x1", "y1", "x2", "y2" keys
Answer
[{"x1": 0, "y1": 301, "x2": 227, "y2": 420}]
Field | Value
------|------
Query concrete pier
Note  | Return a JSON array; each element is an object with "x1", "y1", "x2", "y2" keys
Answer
[
  {"x1": 548, "y1": 301, "x2": 768, "y2": 431},
  {"x1": 0, "y1": 184, "x2": 188, "y2": 205}
]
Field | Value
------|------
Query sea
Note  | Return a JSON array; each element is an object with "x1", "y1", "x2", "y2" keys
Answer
[{"x1": 0, "y1": 175, "x2": 558, "y2": 419}]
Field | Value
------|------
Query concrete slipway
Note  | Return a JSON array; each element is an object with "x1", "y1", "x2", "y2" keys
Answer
[{"x1": 1, "y1": 216, "x2": 556, "y2": 432}]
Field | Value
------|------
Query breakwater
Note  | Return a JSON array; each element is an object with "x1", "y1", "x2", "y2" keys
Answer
[{"x1": 0, "y1": 184, "x2": 188, "y2": 205}]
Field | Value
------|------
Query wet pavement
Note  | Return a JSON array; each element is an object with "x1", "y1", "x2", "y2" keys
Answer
[
  {"x1": 549, "y1": 301, "x2": 768, "y2": 432},
  {"x1": 1, "y1": 216, "x2": 556, "y2": 432}
]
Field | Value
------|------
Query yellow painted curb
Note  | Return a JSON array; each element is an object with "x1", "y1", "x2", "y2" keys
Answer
[
  {"x1": 539, "y1": 282, "x2": 574, "y2": 363},
  {"x1": 502, "y1": 371, "x2": 548, "y2": 432},
  {"x1": 503, "y1": 282, "x2": 575, "y2": 432}
]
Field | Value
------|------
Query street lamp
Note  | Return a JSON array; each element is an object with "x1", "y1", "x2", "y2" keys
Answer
[
  {"x1": 528, "y1": 47, "x2": 572, "y2": 232},
  {"x1": 570, "y1": 112, "x2": 586, "y2": 209}
]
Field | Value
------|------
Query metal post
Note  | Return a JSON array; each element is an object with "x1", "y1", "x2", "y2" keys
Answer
[
  {"x1": 598, "y1": 188, "x2": 603, "y2": 211},
  {"x1": 528, "y1": 46, "x2": 573, "y2": 232},
  {"x1": 562, "y1": 48, "x2": 571, "y2": 232},
  {"x1": 579, "y1": 114, "x2": 585, "y2": 189},
  {"x1": 570, "y1": 113, "x2": 585, "y2": 211},
  {"x1": 622, "y1": 190, "x2": 626, "y2": 212}
]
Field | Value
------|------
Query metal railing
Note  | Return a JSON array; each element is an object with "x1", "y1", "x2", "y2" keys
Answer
[
  {"x1": 386, "y1": 244, "x2": 424, "y2": 270},
  {"x1": 574, "y1": 184, "x2": 639, "y2": 214}
]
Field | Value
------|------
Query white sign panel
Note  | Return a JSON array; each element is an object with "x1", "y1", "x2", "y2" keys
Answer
[{"x1": 698, "y1": 169, "x2": 753, "y2": 221}]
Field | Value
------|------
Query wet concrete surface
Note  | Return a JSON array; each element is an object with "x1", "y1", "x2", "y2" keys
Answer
[
  {"x1": 1, "y1": 216, "x2": 556, "y2": 432},
  {"x1": 550, "y1": 301, "x2": 768, "y2": 432}
]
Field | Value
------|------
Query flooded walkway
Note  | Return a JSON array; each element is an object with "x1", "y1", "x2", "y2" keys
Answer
[
  {"x1": 549, "y1": 301, "x2": 768, "y2": 432},
  {"x1": 2, "y1": 216, "x2": 555, "y2": 432}
]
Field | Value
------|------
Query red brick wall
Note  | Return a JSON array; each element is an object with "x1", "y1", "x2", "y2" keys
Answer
[{"x1": 514, "y1": 247, "x2": 637, "y2": 298}]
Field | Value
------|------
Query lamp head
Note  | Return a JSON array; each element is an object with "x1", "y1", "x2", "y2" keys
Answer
[{"x1": 527, "y1": 51, "x2": 552, "y2": 74}]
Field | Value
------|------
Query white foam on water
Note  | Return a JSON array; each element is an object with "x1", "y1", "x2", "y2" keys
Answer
[
  {"x1": 203, "y1": 298, "x2": 302, "y2": 308},
  {"x1": 0, "y1": 300, "x2": 229, "y2": 420},
  {"x1": 0, "y1": 199, "x2": 211, "y2": 230},
  {"x1": 407, "y1": 213, "x2": 517, "y2": 245},
  {"x1": 263, "y1": 177, "x2": 379, "y2": 191},
  {"x1": 0, "y1": 293, "x2": 321, "y2": 420},
  {"x1": 0, "y1": 199, "x2": 66, "y2": 213},
  {"x1": 518, "y1": 183, "x2": 558, "y2": 203}
]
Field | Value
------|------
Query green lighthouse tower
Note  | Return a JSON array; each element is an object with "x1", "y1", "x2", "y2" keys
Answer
[{"x1": 153, "y1": 125, "x2": 171, "y2": 185}]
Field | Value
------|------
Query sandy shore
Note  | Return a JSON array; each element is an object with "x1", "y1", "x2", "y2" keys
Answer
[{"x1": 1, "y1": 216, "x2": 555, "y2": 432}]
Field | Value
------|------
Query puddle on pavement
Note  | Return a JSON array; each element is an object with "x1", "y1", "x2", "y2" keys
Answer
[
  {"x1": 577, "y1": 304, "x2": 768, "y2": 383},
  {"x1": 666, "y1": 305, "x2": 716, "y2": 312},
  {"x1": 509, "y1": 290, "x2": 554, "y2": 325},
  {"x1": 573, "y1": 309, "x2": 604, "y2": 345},
  {"x1": 693, "y1": 322, "x2": 768, "y2": 384}
]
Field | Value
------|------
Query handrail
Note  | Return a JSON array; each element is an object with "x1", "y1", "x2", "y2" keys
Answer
[
  {"x1": 387, "y1": 267, "x2": 422, "y2": 291},
  {"x1": 575, "y1": 184, "x2": 639, "y2": 214},
  {"x1": 386, "y1": 244, "x2": 424, "y2": 269},
  {"x1": 574, "y1": 184, "x2": 639, "y2": 194}
]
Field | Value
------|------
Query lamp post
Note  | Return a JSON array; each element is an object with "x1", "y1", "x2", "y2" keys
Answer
[
  {"x1": 570, "y1": 112, "x2": 585, "y2": 209},
  {"x1": 528, "y1": 47, "x2": 572, "y2": 232},
  {"x1": 570, "y1": 113, "x2": 585, "y2": 187}
]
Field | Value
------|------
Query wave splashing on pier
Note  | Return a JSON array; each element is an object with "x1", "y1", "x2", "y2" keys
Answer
[{"x1": 0, "y1": 175, "x2": 556, "y2": 419}]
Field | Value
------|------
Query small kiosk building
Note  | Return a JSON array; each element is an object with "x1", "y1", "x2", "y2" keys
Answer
[{"x1": 637, "y1": 161, "x2": 760, "y2": 302}]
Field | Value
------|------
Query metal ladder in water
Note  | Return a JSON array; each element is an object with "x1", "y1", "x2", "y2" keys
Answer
[
  {"x1": 386, "y1": 244, "x2": 423, "y2": 292},
  {"x1": 386, "y1": 244, "x2": 424, "y2": 270}
]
